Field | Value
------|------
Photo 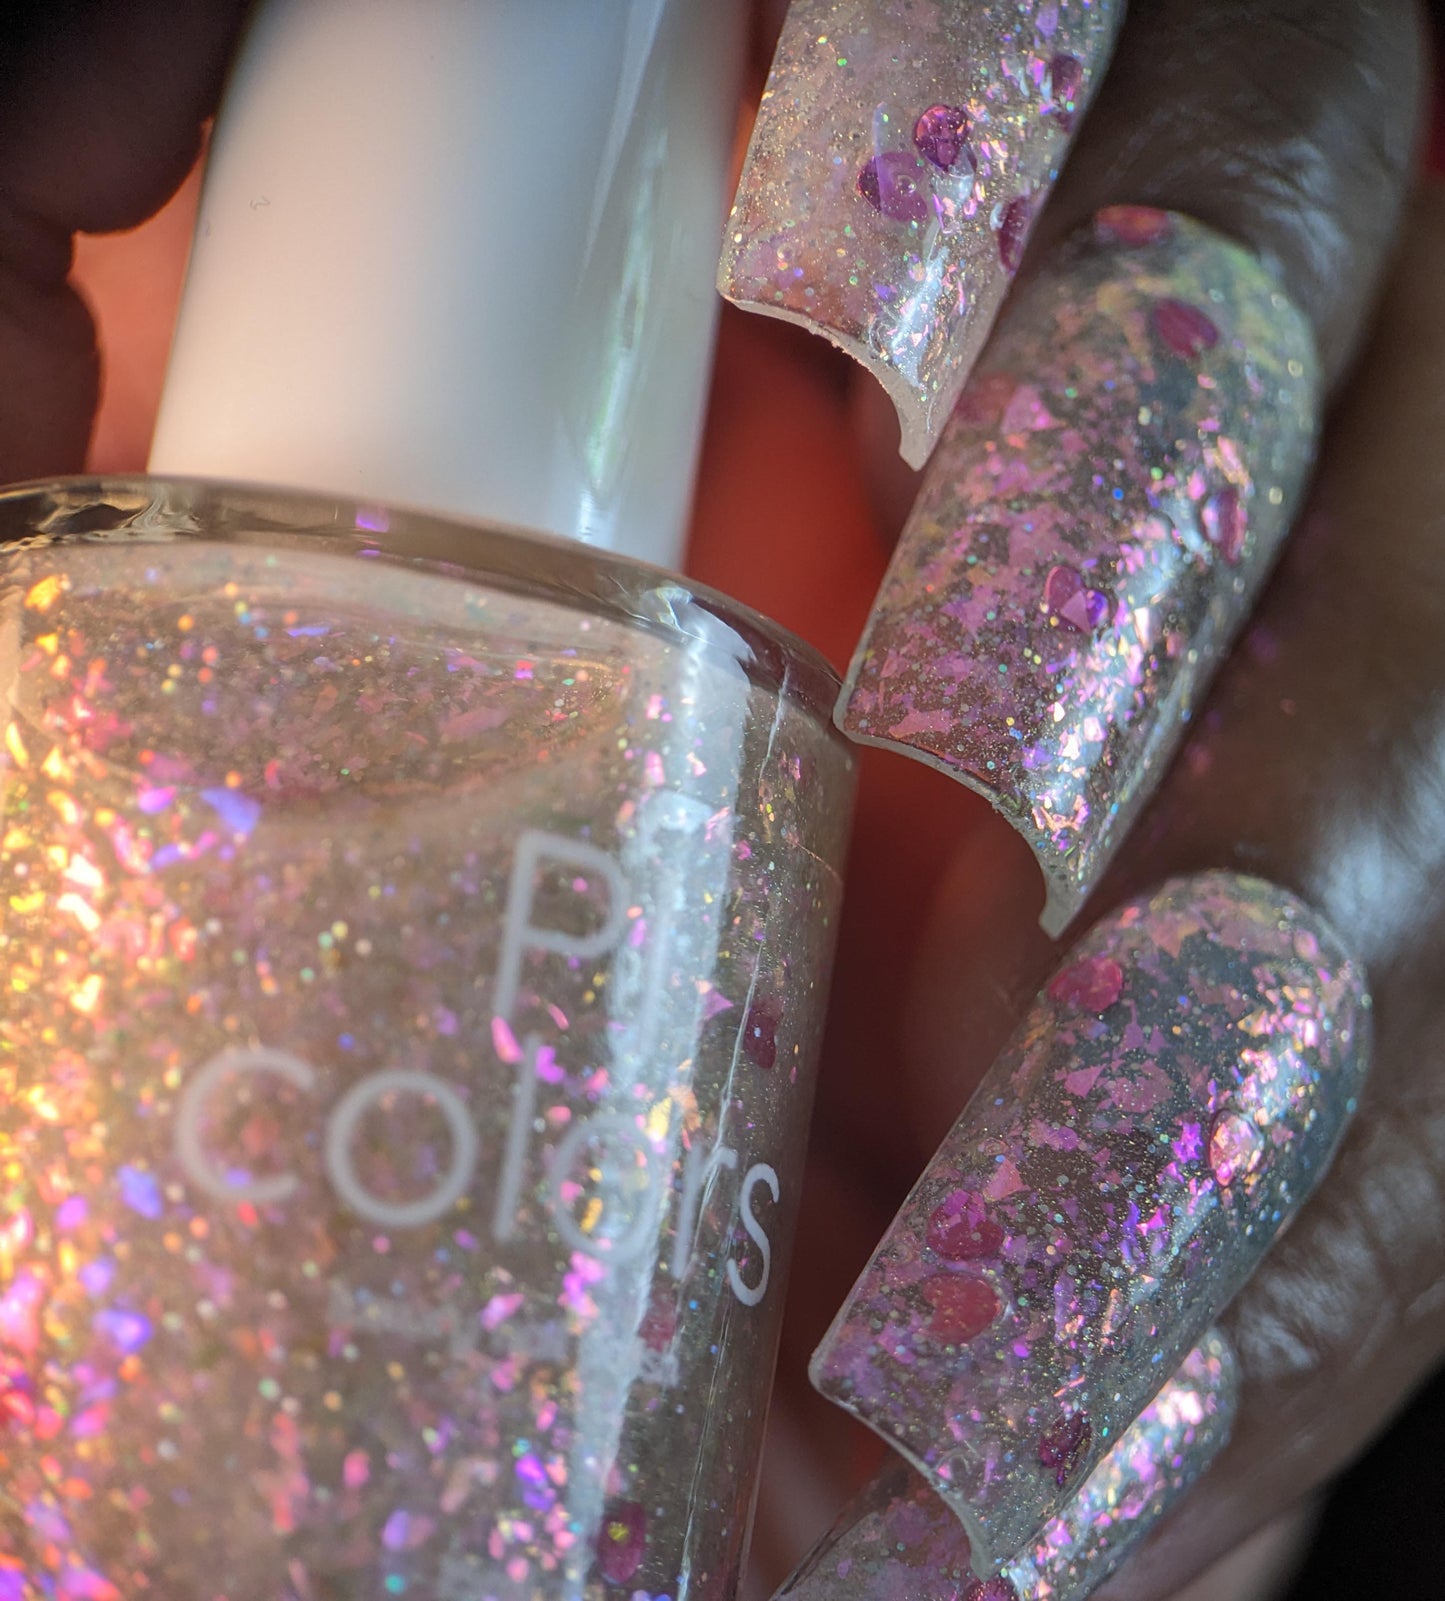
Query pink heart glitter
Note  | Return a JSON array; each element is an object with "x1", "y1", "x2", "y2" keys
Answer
[
  {"x1": 913, "y1": 103, "x2": 974, "y2": 172},
  {"x1": 1043, "y1": 564, "x2": 1109, "y2": 633},
  {"x1": 858, "y1": 151, "x2": 932, "y2": 225},
  {"x1": 1152, "y1": 297, "x2": 1220, "y2": 358}
]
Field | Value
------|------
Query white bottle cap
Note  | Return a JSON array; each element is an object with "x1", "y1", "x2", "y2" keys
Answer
[{"x1": 149, "y1": 0, "x2": 742, "y2": 570}]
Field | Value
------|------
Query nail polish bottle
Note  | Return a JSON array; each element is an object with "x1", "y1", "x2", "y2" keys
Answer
[{"x1": 0, "y1": 5, "x2": 855, "y2": 1599}]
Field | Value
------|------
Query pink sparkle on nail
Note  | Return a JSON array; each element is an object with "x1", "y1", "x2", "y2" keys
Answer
[
  {"x1": 1201, "y1": 487, "x2": 1247, "y2": 564},
  {"x1": 1152, "y1": 298, "x2": 1220, "y2": 358},
  {"x1": 1173, "y1": 1121, "x2": 1204, "y2": 1163},
  {"x1": 920, "y1": 1274, "x2": 1001, "y2": 1343},
  {"x1": 1046, "y1": 54, "x2": 1084, "y2": 129},
  {"x1": 1208, "y1": 1110, "x2": 1264, "y2": 1186},
  {"x1": 913, "y1": 104, "x2": 973, "y2": 172},
  {"x1": 1048, "y1": 954, "x2": 1124, "y2": 1011},
  {"x1": 597, "y1": 1500, "x2": 647, "y2": 1584},
  {"x1": 1043, "y1": 565, "x2": 1110, "y2": 634},
  {"x1": 1038, "y1": 1410, "x2": 1093, "y2": 1488},
  {"x1": 997, "y1": 195, "x2": 1033, "y2": 272},
  {"x1": 858, "y1": 151, "x2": 932, "y2": 225},
  {"x1": 927, "y1": 1192, "x2": 1004, "y2": 1261}
]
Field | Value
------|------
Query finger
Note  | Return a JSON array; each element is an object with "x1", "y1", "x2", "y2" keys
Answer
[
  {"x1": 1081, "y1": 177, "x2": 1445, "y2": 1601},
  {"x1": 728, "y1": 0, "x2": 1426, "y2": 502},
  {"x1": 836, "y1": 0, "x2": 1429, "y2": 931},
  {"x1": 1026, "y1": 0, "x2": 1428, "y2": 391},
  {"x1": 848, "y1": 0, "x2": 1422, "y2": 522},
  {"x1": 848, "y1": 0, "x2": 1429, "y2": 533},
  {"x1": 0, "y1": 0, "x2": 249, "y2": 478},
  {"x1": 880, "y1": 182, "x2": 1445, "y2": 1601},
  {"x1": 763, "y1": 186, "x2": 1445, "y2": 1601},
  {"x1": 722, "y1": 0, "x2": 1126, "y2": 467}
]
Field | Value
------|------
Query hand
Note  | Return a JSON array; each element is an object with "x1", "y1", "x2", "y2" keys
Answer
[
  {"x1": 693, "y1": 3, "x2": 1445, "y2": 1599},
  {"x1": 7, "y1": 2, "x2": 1444, "y2": 1598}
]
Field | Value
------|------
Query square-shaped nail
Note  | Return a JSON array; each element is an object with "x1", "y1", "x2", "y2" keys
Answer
[
  {"x1": 779, "y1": 1330, "x2": 1237, "y2": 1601},
  {"x1": 839, "y1": 211, "x2": 1318, "y2": 935},
  {"x1": 720, "y1": 0, "x2": 1123, "y2": 467},
  {"x1": 811, "y1": 873, "x2": 1367, "y2": 1569}
]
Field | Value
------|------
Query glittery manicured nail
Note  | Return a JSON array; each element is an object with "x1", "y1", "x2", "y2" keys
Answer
[
  {"x1": 811, "y1": 873, "x2": 1367, "y2": 1571},
  {"x1": 838, "y1": 211, "x2": 1318, "y2": 936},
  {"x1": 780, "y1": 1329, "x2": 1237, "y2": 1601},
  {"x1": 718, "y1": 0, "x2": 1123, "y2": 468}
]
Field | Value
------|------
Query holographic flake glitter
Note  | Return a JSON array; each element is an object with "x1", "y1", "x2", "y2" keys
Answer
[
  {"x1": 777, "y1": 1331, "x2": 1237, "y2": 1601},
  {"x1": 839, "y1": 211, "x2": 1319, "y2": 934},
  {"x1": 811, "y1": 873, "x2": 1367, "y2": 1569},
  {"x1": 719, "y1": 0, "x2": 1122, "y2": 466},
  {"x1": 0, "y1": 483, "x2": 854, "y2": 1601}
]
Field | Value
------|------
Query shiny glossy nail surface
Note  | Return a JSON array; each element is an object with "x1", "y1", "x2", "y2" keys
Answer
[
  {"x1": 719, "y1": 0, "x2": 1122, "y2": 467},
  {"x1": 812, "y1": 873, "x2": 1367, "y2": 1569},
  {"x1": 780, "y1": 1330, "x2": 1237, "y2": 1601},
  {"x1": 0, "y1": 482, "x2": 854, "y2": 1601},
  {"x1": 839, "y1": 211, "x2": 1317, "y2": 935}
]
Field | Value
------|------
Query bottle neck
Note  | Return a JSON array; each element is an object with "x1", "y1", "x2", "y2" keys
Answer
[{"x1": 149, "y1": 0, "x2": 743, "y2": 570}]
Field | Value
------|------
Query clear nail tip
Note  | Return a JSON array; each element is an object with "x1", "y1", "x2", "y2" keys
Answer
[
  {"x1": 838, "y1": 211, "x2": 1319, "y2": 935},
  {"x1": 720, "y1": 0, "x2": 1124, "y2": 467},
  {"x1": 778, "y1": 1330, "x2": 1238, "y2": 1601},
  {"x1": 811, "y1": 872, "x2": 1368, "y2": 1568}
]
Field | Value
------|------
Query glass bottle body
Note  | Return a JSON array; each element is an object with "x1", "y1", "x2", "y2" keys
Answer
[{"x1": 0, "y1": 481, "x2": 854, "y2": 1601}]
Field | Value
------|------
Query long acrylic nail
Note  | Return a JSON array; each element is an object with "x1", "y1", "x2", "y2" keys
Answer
[
  {"x1": 719, "y1": 0, "x2": 1123, "y2": 467},
  {"x1": 838, "y1": 211, "x2": 1318, "y2": 936},
  {"x1": 780, "y1": 1329, "x2": 1237, "y2": 1601},
  {"x1": 811, "y1": 873, "x2": 1368, "y2": 1570}
]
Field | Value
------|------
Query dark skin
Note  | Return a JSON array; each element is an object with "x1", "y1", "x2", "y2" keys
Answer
[{"x1": 6, "y1": 2, "x2": 1444, "y2": 1596}]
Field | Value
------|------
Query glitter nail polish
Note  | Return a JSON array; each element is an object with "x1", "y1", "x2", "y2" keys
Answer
[
  {"x1": 0, "y1": 6, "x2": 856, "y2": 1599},
  {"x1": 719, "y1": 0, "x2": 1123, "y2": 468},
  {"x1": 839, "y1": 211, "x2": 1318, "y2": 935},
  {"x1": 778, "y1": 1330, "x2": 1237, "y2": 1601},
  {"x1": 811, "y1": 873, "x2": 1368, "y2": 1571}
]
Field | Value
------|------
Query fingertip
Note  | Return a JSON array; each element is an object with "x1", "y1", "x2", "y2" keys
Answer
[
  {"x1": 0, "y1": 279, "x2": 97, "y2": 481},
  {"x1": 0, "y1": 0, "x2": 248, "y2": 236}
]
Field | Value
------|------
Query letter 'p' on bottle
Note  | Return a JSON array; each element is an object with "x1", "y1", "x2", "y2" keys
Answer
[{"x1": 0, "y1": 4, "x2": 856, "y2": 1599}]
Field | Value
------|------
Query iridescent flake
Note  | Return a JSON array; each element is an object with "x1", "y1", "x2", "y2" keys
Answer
[
  {"x1": 839, "y1": 212, "x2": 1319, "y2": 935},
  {"x1": 775, "y1": 1331, "x2": 1238, "y2": 1601},
  {"x1": 719, "y1": 0, "x2": 1123, "y2": 467},
  {"x1": 811, "y1": 875, "x2": 1368, "y2": 1568}
]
